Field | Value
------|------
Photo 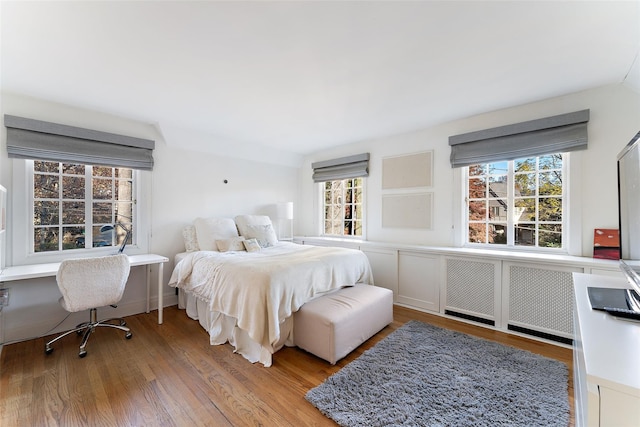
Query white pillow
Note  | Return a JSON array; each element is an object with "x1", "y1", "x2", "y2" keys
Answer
[
  {"x1": 235, "y1": 215, "x2": 273, "y2": 236},
  {"x1": 235, "y1": 215, "x2": 278, "y2": 248},
  {"x1": 243, "y1": 224, "x2": 278, "y2": 248},
  {"x1": 182, "y1": 225, "x2": 200, "y2": 252},
  {"x1": 243, "y1": 238, "x2": 261, "y2": 252},
  {"x1": 193, "y1": 217, "x2": 239, "y2": 251},
  {"x1": 216, "y1": 237, "x2": 246, "y2": 252}
]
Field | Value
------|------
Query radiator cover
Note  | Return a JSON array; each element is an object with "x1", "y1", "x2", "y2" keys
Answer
[
  {"x1": 507, "y1": 264, "x2": 574, "y2": 337},
  {"x1": 446, "y1": 258, "x2": 496, "y2": 320}
]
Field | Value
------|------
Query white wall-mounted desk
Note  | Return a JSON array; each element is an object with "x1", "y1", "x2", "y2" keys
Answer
[{"x1": 0, "y1": 254, "x2": 169, "y2": 324}]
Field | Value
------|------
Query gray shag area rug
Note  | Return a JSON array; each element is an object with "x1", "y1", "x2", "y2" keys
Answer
[{"x1": 305, "y1": 320, "x2": 569, "y2": 427}]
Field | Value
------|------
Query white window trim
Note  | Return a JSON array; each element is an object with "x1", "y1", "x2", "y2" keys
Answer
[
  {"x1": 565, "y1": 151, "x2": 582, "y2": 256},
  {"x1": 316, "y1": 178, "x2": 367, "y2": 240},
  {"x1": 10, "y1": 159, "x2": 151, "y2": 266},
  {"x1": 454, "y1": 152, "x2": 582, "y2": 256}
]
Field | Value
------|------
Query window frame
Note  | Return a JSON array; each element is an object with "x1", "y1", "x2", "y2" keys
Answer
[
  {"x1": 11, "y1": 159, "x2": 150, "y2": 265},
  {"x1": 319, "y1": 177, "x2": 366, "y2": 239},
  {"x1": 463, "y1": 153, "x2": 568, "y2": 253}
]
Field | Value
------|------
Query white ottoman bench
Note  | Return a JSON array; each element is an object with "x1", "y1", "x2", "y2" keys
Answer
[{"x1": 293, "y1": 284, "x2": 393, "y2": 364}]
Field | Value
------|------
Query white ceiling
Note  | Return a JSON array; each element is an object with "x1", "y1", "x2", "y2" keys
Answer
[{"x1": 2, "y1": 1, "x2": 639, "y2": 159}]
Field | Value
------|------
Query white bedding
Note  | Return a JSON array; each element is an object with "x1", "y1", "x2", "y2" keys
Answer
[{"x1": 168, "y1": 242, "x2": 373, "y2": 366}]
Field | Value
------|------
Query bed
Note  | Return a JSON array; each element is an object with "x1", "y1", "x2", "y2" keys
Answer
[{"x1": 168, "y1": 215, "x2": 373, "y2": 367}]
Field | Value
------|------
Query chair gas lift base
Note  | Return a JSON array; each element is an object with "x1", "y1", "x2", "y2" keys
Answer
[{"x1": 45, "y1": 305, "x2": 132, "y2": 358}]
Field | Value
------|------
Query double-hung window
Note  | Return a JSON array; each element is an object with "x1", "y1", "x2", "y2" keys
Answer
[
  {"x1": 312, "y1": 153, "x2": 369, "y2": 238},
  {"x1": 466, "y1": 153, "x2": 565, "y2": 249},
  {"x1": 449, "y1": 109, "x2": 589, "y2": 253},
  {"x1": 32, "y1": 160, "x2": 135, "y2": 253},
  {"x1": 5, "y1": 114, "x2": 154, "y2": 263},
  {"x1": 322, "y1": 178, "x2": 364, "y2": 237}
]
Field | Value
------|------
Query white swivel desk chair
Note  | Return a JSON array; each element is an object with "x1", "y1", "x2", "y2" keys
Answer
[{"x1": 45, "y1": 254, "x2": 132, "y2": 358}]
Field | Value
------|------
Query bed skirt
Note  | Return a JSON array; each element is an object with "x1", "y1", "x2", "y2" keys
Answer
[{"x1": 177, "y1": 289, "x2": 294, "y2": 367}]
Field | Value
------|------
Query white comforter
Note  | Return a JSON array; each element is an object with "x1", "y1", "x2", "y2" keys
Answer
[{"x1": 168, "y1": 242, "x2": 373, "y2": 356}]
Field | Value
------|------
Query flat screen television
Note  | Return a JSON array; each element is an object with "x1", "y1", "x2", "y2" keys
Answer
[{"x1": 616, "y1": 130, "x2": 640, "y2": 312}]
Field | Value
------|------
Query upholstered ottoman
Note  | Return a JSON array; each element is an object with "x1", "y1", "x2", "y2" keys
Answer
[{"x1": 293, "y1": 284, "x2": 393, "y2": 364}]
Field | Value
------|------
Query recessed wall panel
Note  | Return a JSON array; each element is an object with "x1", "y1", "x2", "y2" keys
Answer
[
  {"x1": 382, "y1": 193, "x2": 432, "y2": 229},
  {"x1": 382, "y1": 151, "x2": 432, "y2": 189}
]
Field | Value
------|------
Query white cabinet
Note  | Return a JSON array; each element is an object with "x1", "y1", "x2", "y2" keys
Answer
[
  {"x1": 295, "y1": 236, "x2": 629, "y2": 346},
  {"x1": 296, "y1": 238, "x2": 360, "y2": 249},
  {"x1": 361, "y1": 248, "x2": 398, "y2": 300},
  {"x1": 397, "y1": 251, "x2": 439, "y2": 312},
  {"x1": 573, "y1": 273, "x2": 640, "y2": 427}
]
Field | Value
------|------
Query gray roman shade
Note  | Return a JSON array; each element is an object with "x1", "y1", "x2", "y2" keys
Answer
[
  {"x1": 448, "y1": 109, "x2": 590, "y2": 168},
  {"x1": 312, "y1": 153, "x2": 370, "y2": 182},
  {"x1": 4, "y1": 115, "x2": 155, "y2": 170}
]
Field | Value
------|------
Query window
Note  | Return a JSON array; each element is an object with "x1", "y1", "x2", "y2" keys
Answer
[
  {"x1": 466, "y1": 153, "x2": 565, "y2": 249},
  {"x1": 32, "y1": 160, "x2": 135, "y2": 253},
  {"x1": 322, "y1": 178, "x2": 364, "y2": 237}
]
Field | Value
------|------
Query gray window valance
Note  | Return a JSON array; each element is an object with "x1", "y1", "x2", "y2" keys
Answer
[
  {"x1": 312, "y1": 153, "x2": 370, "y2": 182},
  {"x1": 4, "y1": 115, "x2": 155, "y2": 170},
  {"x1": 448, "y1": 109, "x2": 590, "y2": 168}
]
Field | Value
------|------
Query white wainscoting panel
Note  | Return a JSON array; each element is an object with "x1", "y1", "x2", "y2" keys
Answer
[
  {"x1": 361, "y1": 248, "x2": 398, "y2": 301},
  {"x1": 397, "y1": 251, "x2": 439, "y2": 312}
]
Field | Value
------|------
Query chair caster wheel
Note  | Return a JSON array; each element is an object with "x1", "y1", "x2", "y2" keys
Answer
[
  {"x1": 76, "y1": 330, "x2": 83, "y2": 336},
  {"x1": 79, "y1": 350, "x2": 87, "y2": 358},
  {"x1": 45, "y1": 347, "x2": 53, "y2": 355},
  {"x1": 125, "y1": 332, "x2": 132, "y2": 339},
  {"x1": 120, "y1": 320, "x2": 127, "y2": 327}
]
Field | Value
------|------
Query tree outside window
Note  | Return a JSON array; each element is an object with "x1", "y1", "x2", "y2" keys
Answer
[
  {"x1": 467, "y1": 154, "x2": 564, "y2": 249},
  {"x1": 323, "y1": 178, "x2": 363, "y2": 237},
  {"x1": 33, "y1": 160, "x2": 134, "y2": 253}
]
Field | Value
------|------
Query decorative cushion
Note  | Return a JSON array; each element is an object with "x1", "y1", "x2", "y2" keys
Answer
[
  {"x1": 235, "y1": 215, "x2": 278, "y2": 248},
  {"x1": 216, "y1": 237, "x2": 246, "y2": 252},
  {"x1": 182, "y1": 225, "x2": 200, "y2": 252},
  {"x1": 193, "y1": 217, "x2": 239, "y2": 251},
  {"x1": 243, "y1": 238, "x2": 261, "y2": 252}
]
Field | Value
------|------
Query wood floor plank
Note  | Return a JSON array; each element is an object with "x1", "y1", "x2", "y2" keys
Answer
[{"x1": 0, "y1": 305, "x2": 574, "y2": 426}]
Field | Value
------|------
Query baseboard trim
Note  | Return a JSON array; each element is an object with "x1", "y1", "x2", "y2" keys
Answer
[
  {"x1": 445, "y1": 309, "x2": 495, "y2": 326},
  {"x1": 507, "y1": 324, "x2": 573, "y2": 346}
]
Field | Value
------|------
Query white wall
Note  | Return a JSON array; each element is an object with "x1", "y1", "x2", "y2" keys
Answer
[
  {"x1": 0, "y1": 93, "x2": 298, "y2": 343},
  {"x1": 298, "y1": 84, "x2": 640, "y2": 257},
  {"x1": 150, "y1": 141, "x2": 299, "y2": 266},
  {"x1": 1, "y1": 83, "x2": 638, "y2": 343}
]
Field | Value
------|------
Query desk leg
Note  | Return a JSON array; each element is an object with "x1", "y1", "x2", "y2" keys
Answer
[
  {"x1": 146, "y1": 265, "x2": 151, "y2": 314},
  {"x1": 157, "y1": 263, "x2": 164, "y2": 324}
]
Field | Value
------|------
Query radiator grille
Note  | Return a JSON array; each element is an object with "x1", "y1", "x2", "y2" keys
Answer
[
  {"x1": 446, "y1": 258, "x2": 495, "y2": 318},
  {"x1": 508, "y1": 265, "x2": 573, "y2": 335}
]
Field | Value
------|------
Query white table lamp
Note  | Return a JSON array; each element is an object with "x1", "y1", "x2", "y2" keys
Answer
[{"x1": 277, "y1": 202, "x2": 294, "y2": 241}]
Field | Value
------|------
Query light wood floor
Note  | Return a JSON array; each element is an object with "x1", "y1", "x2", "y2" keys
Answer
[{"x1": 0, "y1": 305, "x2": 574, "y2": 426}]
